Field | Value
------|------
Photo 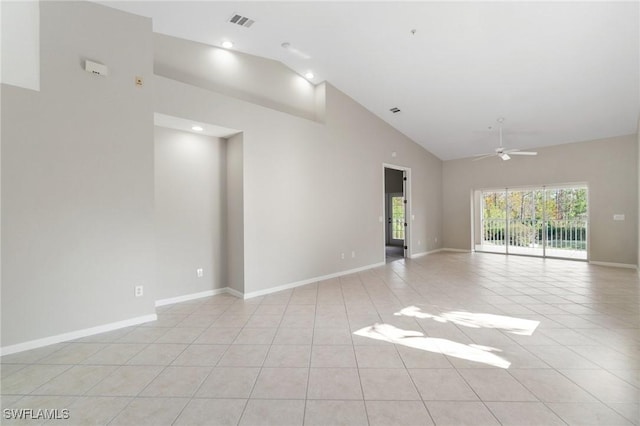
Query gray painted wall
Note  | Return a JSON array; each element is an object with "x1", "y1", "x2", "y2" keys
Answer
[
  {"x1": 226, "y1": 133, "x2": 245, "y2": 294},
  {"x1": 443, "y1": 135, "x2": 638, "y2": 265},
  {"x1": 4, "y1": 1, "x2": 635, "y2": 352},
  {"x1": 154, "y1": 33, "x2": 319, "y2": 122},
  {"x1": 1, "y1": 2, "x2": 155, "y2": 347},
  {"x1": 154, "y1": 74, "x2": 443, "y2": 295},
  {"x1": 154, "y1": 127, "x2": 227, "y2": 300}
]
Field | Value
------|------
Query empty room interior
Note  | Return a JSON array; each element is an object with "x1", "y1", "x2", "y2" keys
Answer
[{"x1": 1, "y1": 1, "x2": 639, "y2": 425}]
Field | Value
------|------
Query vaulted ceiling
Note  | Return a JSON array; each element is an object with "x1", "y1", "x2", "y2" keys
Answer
[{"x1": 101, "y1": 1, "x2": 639, "y2": 160}]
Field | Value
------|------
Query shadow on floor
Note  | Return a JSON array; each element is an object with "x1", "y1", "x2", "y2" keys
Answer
[{"x1": 386, "y1": 245, "x2": 404, "y2": 263}]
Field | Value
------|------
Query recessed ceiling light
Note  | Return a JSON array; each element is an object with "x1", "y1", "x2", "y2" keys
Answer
[
  {"x1": 221, "y1": 40, "x2": 233, "y2": 49},
  {"x1": 304, "y1": 71, "x2": 314, "y2": 80},
  {"x1": 192, "y1": 126, "x2": 204, "y2": 132}
]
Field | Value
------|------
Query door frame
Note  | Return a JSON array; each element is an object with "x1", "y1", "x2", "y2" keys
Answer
[{"x1": 382, "y1": 164, "x2": 412, "y2": 260}]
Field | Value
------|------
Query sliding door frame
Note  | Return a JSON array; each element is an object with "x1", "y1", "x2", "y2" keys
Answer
[{"x1": 474, "y1": 183, "x2": 589, "y2": 261}]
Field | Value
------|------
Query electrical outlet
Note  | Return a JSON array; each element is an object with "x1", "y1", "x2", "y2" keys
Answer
[
  {"x1": 435, "y1": 237, "x2": 438, "y2": 243},
  {"x1": 341, "y1": 253, "x2": 345, "y2": 260},
  {"x1": 418, "y1": 240, "x2": 421, "y2": 245},
  {"x1": 351, "y1": 251, "x2": 356, "y2": 258},
  {"x1": 134, "y1": 285, "x2": 143, "y2": 297},
  {"x1": 196, "y1": 268, "x2": 204, "y2": 278}
]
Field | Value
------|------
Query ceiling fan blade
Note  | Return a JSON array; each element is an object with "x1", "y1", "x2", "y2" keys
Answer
[
  {"x1": 509, "y1": 151, "x2": 537, "y2": 156},
  {"x1": 473, "y1": 152, "x2": 494, "y2": 157},
  {"x1": 472, "y1": 153, "x2": 496, "y2": 161}
]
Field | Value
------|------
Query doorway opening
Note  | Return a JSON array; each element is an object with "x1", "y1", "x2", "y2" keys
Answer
[
  {"x1": 384, "y1": 166, "x2": 410, "y2": 262},
  {"x1": 473, "y1": 185, "x2": 588, "y2": 260}
]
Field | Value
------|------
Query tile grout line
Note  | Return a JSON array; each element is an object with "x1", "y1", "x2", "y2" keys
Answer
[{"x1": 301, "y1": 280, "x2": 320, "y2": 426}]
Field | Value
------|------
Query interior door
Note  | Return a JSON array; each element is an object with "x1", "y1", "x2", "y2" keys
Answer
[{"x1": 387, "y1": 192, "x2": 405, "y2": 246}]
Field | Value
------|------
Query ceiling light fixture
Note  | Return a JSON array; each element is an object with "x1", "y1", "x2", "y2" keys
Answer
[
  {"x1": 221, "y1": 40, "x2": 233, "y2": 49},
  {"x1": 304, "y1": 71, "x2": 314, "y2": 80},
  {"x1": 192, "y1": 126, "x2": 204, "y2": 132}
]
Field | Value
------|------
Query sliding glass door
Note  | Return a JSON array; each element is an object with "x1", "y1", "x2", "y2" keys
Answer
[
  {"x1": 507, "y1": 189, "x2": 544, "y2": 257},
  {"x1": 480, "y1": 191, "x2": 507, "y2": 253},
  {"x1": 476, "y1": 185, "x2": 588, "y2": 260},
  {"x1": 543, "y1": 187, "x2": 588, "y2": 259}
]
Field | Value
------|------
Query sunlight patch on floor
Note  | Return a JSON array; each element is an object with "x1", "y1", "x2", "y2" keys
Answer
[
  {"x1": 353, "y1": 323, "x2": 511, "y2": 369},
  {"x1": 393, "y1": 306, "x2": 540, "y2": 336}
]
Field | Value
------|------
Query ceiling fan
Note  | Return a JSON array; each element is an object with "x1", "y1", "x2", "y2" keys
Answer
[{"x1": 473, "y1": 118, "x2": 537, "y2": 161}]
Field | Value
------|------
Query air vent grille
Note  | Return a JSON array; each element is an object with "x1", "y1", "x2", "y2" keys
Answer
[
  {"x1": 390, "y1": 107, "x2": 401, "y2": 114},
  {"x1": 228, "y1": 13, "x2": 255, "y2": 28}
]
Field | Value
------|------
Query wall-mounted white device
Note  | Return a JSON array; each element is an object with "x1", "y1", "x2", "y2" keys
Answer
[{"x1": 84, "y1": 60, "x2": 108, "y2": 76}]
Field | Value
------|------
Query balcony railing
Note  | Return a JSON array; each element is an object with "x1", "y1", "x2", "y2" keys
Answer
[{"x1": 482, "y1": 218, "x2": 587, "y2": 252}]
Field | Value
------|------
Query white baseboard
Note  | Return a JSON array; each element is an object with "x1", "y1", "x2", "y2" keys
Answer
[
  {"x1": 155, "y1": 288, "x2": 228, "y2": 307},
  {"x1": 589, "y1": 261, "x2": 638, "y2": 269},
  {"x1": 225, "y1": 287, "x2": 244, "y2": 299},
  {"x1": 243, "y1": 261, "x2": 386, "y2": 299},
  {"x1": 410, "y1": 248, "x2": 444, "y2": 258},
  {"x1": 441, "y1": 248, "x2": 472, "y2": 253},
  {"x1": 0, "y1": 314, "x2": 157, "y2": 357}
]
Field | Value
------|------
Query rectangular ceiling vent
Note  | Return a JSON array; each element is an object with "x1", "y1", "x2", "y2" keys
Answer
[
  {"x1": 228, "y1": 13, "x2": 255, "y2": 28},
  {"x1": 390, "y1": 107, "x2": 401, "y2": 113}
]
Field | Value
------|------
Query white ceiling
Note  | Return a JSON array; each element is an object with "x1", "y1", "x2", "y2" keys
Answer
[{"x1": 101, "y1": 1, "x2": 639, "y2": 160}]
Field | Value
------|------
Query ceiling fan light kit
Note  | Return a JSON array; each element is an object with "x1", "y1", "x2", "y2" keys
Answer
[{"x1": 473, "y1": 118, "x2": 538, "y2": 161}]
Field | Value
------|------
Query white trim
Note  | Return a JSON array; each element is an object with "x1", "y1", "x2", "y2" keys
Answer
[
  {"x1": 442, "y1": 248, "x2": 472, "y2": 253},
  {"x1": 0, "y1": 314, "x2": 157, "y2": 356},
  {"x1": 589, "y1": 261, "x2": 637, "y2": 269},
  {"x1": 225, "y1": 287, "x2": 244, "y2": 298},
  {"x1": 155, "y1": 289, "x2": 227, "y2": 307},
  {"x1": 409, "y1": 248, "x2": 444, "y2": 259},
  {"x1": 243, "y1": 261, "x2": 386, "y2": 299}
]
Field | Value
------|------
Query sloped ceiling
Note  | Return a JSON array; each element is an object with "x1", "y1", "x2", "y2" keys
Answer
[{"x1": 100, "y1": 1, "x2": 639, "y2": 160}]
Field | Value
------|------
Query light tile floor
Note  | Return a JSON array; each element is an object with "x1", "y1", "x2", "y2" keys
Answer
[{"x1": 1, "y1": 252, "x2": 639, "y2": 425}]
